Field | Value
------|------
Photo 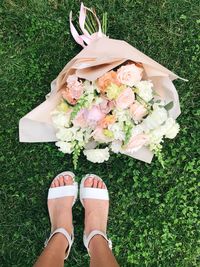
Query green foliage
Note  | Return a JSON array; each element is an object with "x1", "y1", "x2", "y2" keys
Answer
[{"x1": 0, "y1": 0, "x2": 199, "y2": 267}]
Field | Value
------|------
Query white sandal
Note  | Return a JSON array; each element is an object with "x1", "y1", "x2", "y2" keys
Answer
[
  {"x1": 80, "y1": 174, "x2": 112, "y2": 256},
  {"x1": 45, "y1": 171, "x2": 78, "y2": 260}
]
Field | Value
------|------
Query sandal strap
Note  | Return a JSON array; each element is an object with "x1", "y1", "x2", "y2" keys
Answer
[
  {"x1": 48, "y1": 184, "x2": 78, "y2": 199},
  {"x1": 83, "y1": 230, "x2": 112, "y2": 256},
  {"x1": 48, "y1": 171, "x2": 78, "y2": 205},
  {"x1": 45, "y1": 227, "x2": 74, "y2": 259},
  {"x1": 80, "y1": 174, "x2": 109, "y2": 207}
]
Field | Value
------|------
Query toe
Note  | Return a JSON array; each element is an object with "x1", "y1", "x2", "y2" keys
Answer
[
  {"x1": 64, "y1": 175, "x2": 73, "y2": 185},
  {"x1": 51, "y1": 181, "x2": 55, "y2": 188},
  {"x1": 98, "y1": 180, "x2": 103, "y2": 189},
  {"x1": 93, "y1": 178, "x2": 98, "y2": 188},
  {"x1": 54, "y1": 178, "x2": 59, "y2": 187},
  {"x1": 58, "y1": 175, "x2": 64, "y2": 186},
  {"x1": 84, "y1": 176, "x2": 93, "y2": 187},
  {"x1": 102, "y1": 182, "x2": 106, "y2": 189}
]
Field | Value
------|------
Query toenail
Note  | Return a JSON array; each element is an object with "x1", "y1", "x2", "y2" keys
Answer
[{"x1": 88, "y1": 177, "x2": 93, "y2": 181}]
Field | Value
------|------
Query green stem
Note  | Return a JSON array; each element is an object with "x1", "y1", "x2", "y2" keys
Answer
[
  {"x1": 135, "y1": 92, "x2": 152, "y2": 114},
  {"x1": 86, "y1": 13, "x2": 96, "y2": 33}
]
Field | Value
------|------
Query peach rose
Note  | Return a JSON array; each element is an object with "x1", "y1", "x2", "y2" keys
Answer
[
  {"x1": 66, "y1": 75, "x2": 84, "y2": 100},
  {"x1": 98, "y1": 115, "x2": 116, "y2": 128},
  {"x1": 129, "y1": 101, "x2": 147, "y2": 121},
  {"x1": 61, "y1": 88, "x2": 77, "y2": 105},
  {"x1": 117, "y1": 64, "x2": 143, "y2": 87},
  {"x1": 116, "y1": 87, "x2": 135, "y2": 109},
  {"x1": 125, "y1": 133, "x2": 149, "y2": 152},
  {"x1": 97, "y1": 71, "x2": 121, "y2": 93}
]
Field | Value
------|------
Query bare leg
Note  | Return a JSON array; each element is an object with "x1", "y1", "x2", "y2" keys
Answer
[
  {"x1": 34, "y1": 174, "x2": 74, "y2": 267},
  {"x1": 33, "y1": 234, "x2": 68, "y2": 267},
  {"x1": 90, "y1": 236, "x2": 119, "y2": 267},
  {"x1": 83, "y1": 176, "x2": 120, "y2": 267}
]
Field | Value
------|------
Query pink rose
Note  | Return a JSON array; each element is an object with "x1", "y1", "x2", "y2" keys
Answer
[
  {"x1": 129, "y1": 101, "x2": 147, "y2": 121},
  {"x1": 116, "y1": 87, "x2": 135, "y2": 109},
  {"x1": 100, "y1": 98, "x2": 115, "y2": 114},
  {"x1": 66, "y1": 75, "x2": 84, "y2": 99},
  {"x1": 125, "y1": 133, "x2": 149, "y2": 152},
  {"x1": 85, "y1": 105, "x2": 105, "y2": 127},
  {"x1": 117, "y1": 64, "x2": 143, "y2": 87},
  {"x1": 72, "y1": 109, "x2": 88, "y2": 128}
]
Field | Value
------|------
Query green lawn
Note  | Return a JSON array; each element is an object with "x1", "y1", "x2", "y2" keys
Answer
[{"x1": 0, "y1": 0, "x2": 199, "y2": 266}]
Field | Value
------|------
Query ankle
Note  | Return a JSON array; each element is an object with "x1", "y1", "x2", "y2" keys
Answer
[
  {"x1": 49, "y1": 233, "x2": 69, "y2": 252},
  {"x1": 89, "y1": 235, "x2": 108, "y2": 251}
]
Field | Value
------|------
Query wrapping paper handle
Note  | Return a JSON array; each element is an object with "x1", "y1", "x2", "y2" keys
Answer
[{"x1": 70, "y1": 2, "x2": 104, "y2": 47}]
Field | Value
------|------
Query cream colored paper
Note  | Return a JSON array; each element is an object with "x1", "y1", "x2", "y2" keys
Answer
[{"x1": 19, "y1": 37, "x2": 182, "y2": 163}]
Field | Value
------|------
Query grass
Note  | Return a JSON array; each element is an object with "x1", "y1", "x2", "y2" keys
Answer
[{"x1": 0, "y1": 0, "x2": 199, "y2": 266}]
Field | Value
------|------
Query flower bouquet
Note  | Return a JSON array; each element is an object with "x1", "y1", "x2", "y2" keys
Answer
[{"x1": 19, "y1": 3, "x2": 184, "y2": 168}]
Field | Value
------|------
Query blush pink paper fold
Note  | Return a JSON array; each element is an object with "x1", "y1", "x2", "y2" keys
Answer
[{"x1": 19, "y1": 37, "x2": 182, "y2": 163}]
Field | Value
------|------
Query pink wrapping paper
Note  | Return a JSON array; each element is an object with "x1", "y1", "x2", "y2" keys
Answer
[{"x1": 19, "y1": 36, "x2": 182, "y2": 163}]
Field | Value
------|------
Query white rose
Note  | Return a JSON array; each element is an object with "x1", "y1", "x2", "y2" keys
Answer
[
  {"x1": 135, "y1": 80, "x2": 153, "y2": 102},
  {"x1": 83, "y1": 148, "x2": 110, "y2": 163},
  {"x1": 165, "y1": 122, "x2": 180, "y2": 139},
  {"x1": 117, "y1": 64, "x2": 143, "y2": 87},
  {"x1": 157, "y1": 118, "x2": 180, "y2": 139},
  {"x1": 142, "y1": 107, "x2": 168, "y2": 130},
  {"x1": 55, "y1": 141, "x2": 72, "y2": 154}
]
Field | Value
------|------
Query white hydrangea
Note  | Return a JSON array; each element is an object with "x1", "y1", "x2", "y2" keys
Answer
[
  {"x1": 142, "y1": 107, "x2": 168, "y2": 130},
  {"x1": 51, "y1": 111, "x2": 71, "y2": 128},
  {"x1": 108, "y1": 123, "x2": 125, "y2": 141},
  {"x1": 135, "y1": 80, "x2": 154, "y2": 102},
  {"x1": 83, "y1": 148, "x2": 110, "y2": 163},
  {"x1": 55, "y1": 141, "x2": 72, "y2": 154}
]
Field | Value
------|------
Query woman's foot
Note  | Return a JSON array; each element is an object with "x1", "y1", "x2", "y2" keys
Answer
[
  {"x1": 48, "y1": 174, "x2": 74, "y2": 235},
  {"x1": 83, "y1": 176, "x2": 109, "y2": 239}
]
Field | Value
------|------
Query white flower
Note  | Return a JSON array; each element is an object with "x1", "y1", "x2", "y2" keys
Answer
[
  {"x1": 135, "y1": 81, "x2": 153, "y2": 102},
  {"x1": 110, "y1": 140, "x2": 122, "y2": 153},
  {"x1": 83, "y1": 80, "x2": 96, "y2": 94},
  {"x1": 51, "y1": 111, "x2": 71, "y2": 128},
  {"x1": 108, "y1": 123, "x2": 125, "y2": 141},
  {"x1": 56, "y1": 128, "x2": 73, "y2": 142},
  {"x1": 117, "y1": 64, "x2": 143, "y2": 86},
  {"x1": 131, "y1": 125, "x2": 145, "y2": 136},
  {"x1": 142, "y1": 107, "x2": 168, "y2": 130},
  {"x1": 55, "y1": 141, "x2": 72, "y2": 154},
  {"x1": 162, "y1": 118, "x2": 180, "y2": 139},
  {"x1": 113, "y1": 109, "x2": 131, "y2": 123},
  {"x1": 83, "y1": 148, "x2": 110, "y2": 163},
  {"x1": 149, "y1": 127, "x2": 165, "y2": 144}
]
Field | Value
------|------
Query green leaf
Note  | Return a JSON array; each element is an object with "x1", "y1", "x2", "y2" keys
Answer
[{"x1": 164, "y1": 101, "x2": 174, "y2": 111}]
